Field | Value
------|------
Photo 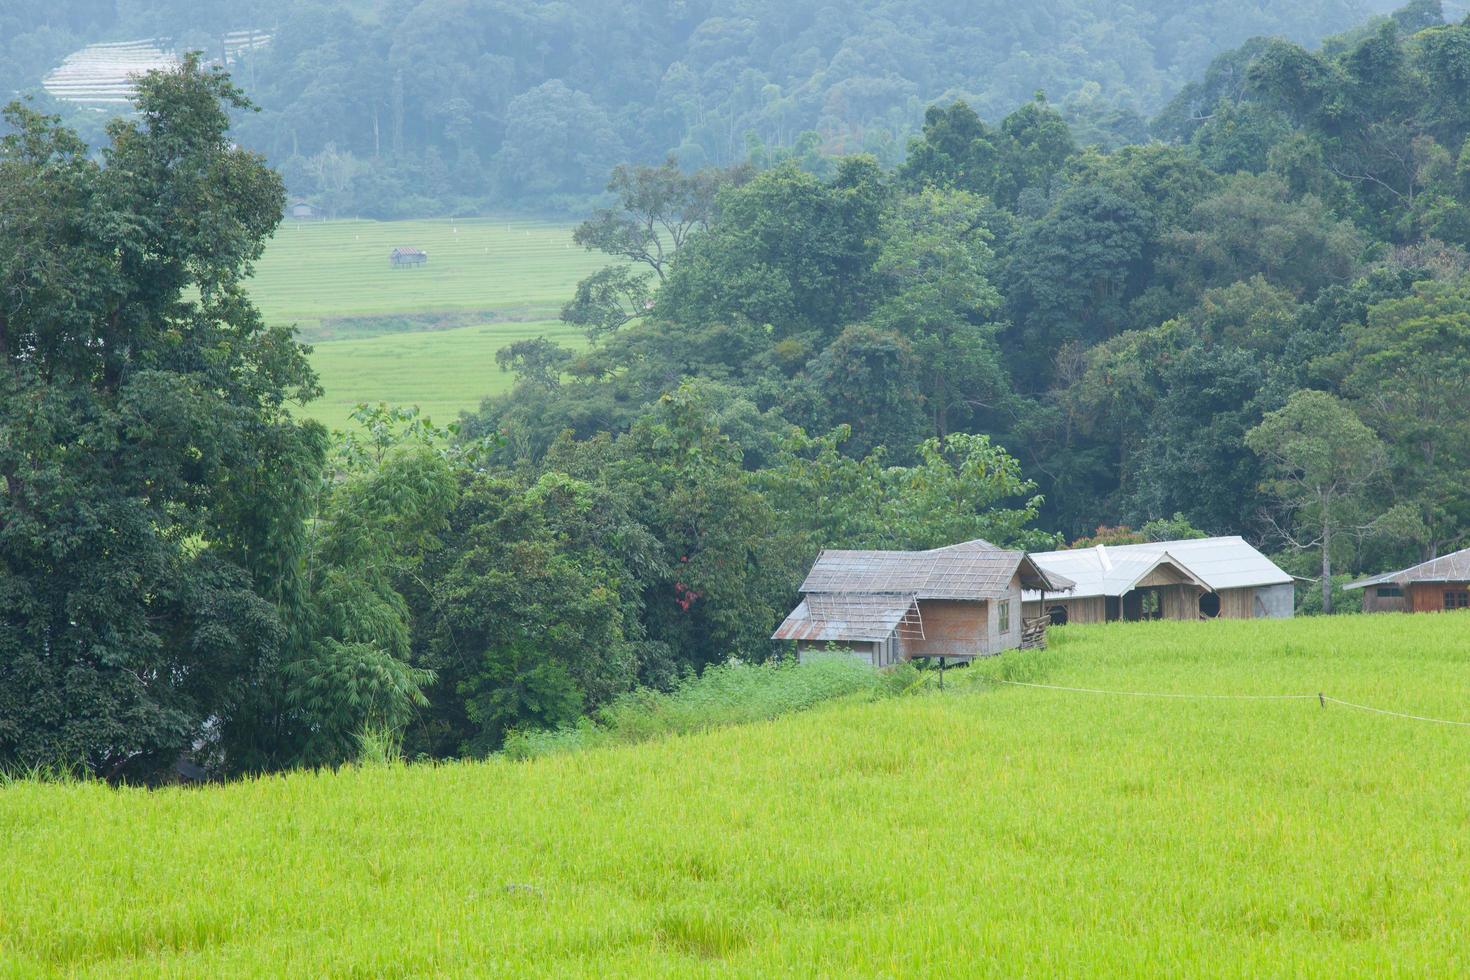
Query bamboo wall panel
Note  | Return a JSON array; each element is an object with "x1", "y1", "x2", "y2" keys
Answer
[
  {"x1": 1137, "y1": 565, "x2": 1193, "y2": 589},
  {"x1": 1022, "y1": 595, "x2": 1108, "y2": 625},
  {"x1": 1161, "y1": 586, "x2": 1204, "y2": 620},
  {"x1": 1218, "y1": 588, "x2": 1256, "y2": 619}
]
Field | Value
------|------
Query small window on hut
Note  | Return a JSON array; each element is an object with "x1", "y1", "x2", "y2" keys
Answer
[
  {"x1": 1376, "y1": 585, "x2": 1403, "y2": 598},
  {"x1": 1446, "y1": 591, "x2": 1470, "y2": 610},
  {"x1": 998, "y1": 600, "x2": 1010, "y2": 634}
]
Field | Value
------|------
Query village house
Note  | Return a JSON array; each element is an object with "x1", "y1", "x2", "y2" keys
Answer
[
  {"x1": 1346, "y1": 547, "x2": 1470, "y2": 613},
  {"x1": 1023, "y1": 537, "x2": 1295, "y2": 624},
  {"x1": 772, "y1": 540, "x2": 1073, "y2": 666}
]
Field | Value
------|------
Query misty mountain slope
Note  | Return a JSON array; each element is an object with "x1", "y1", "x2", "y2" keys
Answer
[{"x1": 8, "y1": 0, "x2": 1400, "y2": 212}]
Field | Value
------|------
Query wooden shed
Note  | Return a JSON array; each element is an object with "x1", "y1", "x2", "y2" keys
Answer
[
  {"x1": 287, "y1": 200, "x2": 320, "y2": 220},
  {"x1": 772, "y1": 540, "x2": 1073, "y2": 667},
  {"x1": 390, "y1": 246, "x2": 428, "y2": 268},
  {"x1": 1346, "y1": 547, "x2": 1470, "y2": 613},
  {"x1": 1023, "y1": 537, "x2": 1295, "y2": 624}
]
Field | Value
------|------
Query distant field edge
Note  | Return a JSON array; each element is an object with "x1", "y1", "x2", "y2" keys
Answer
[{"x1": 297, "y1": 305, "x2": 566, "y2": 343}]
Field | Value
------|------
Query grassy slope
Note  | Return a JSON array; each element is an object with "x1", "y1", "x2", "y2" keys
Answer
[
  {"x1": 246, "y1": 218, "x2": 607, "y2": 431},
  {"x1": 5, "y1": 615, "x2": 1470, "y2": 975}
]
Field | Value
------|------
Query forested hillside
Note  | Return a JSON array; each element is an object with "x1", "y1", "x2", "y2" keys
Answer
[
  {"x1": 7, "y1": 0, "x2": 1398, "y2": 214},
  {"x1": 473, "y1": 1, "x2": 1470, "y2": 607}
]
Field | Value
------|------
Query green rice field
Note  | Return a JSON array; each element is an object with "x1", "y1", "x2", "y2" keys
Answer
[
  {"x1": 245, "y1": 218, "x2": 609, "y2": 431},
  {"x1": 249, "y1": 217, "x2": 609, "y2": 332},
  {"x1": 5, "y1": 615, "x2": 1470, "y2": 975},
  {"x1": 304, "y1": 319, "x2": 584, "y2": 433}
]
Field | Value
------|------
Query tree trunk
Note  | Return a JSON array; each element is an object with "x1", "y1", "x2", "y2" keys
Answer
[{"x1": 1320, "y1": 500, "x2": 1333, "y2": 615}]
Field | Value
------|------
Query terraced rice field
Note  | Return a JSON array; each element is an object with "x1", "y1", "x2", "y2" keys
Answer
[
  {"x1": 5, "y1": 615, "x2": 1470, "y2": 975},
  {"x1": 246, "y1": 217, "x2": 610, "y2": 431}
]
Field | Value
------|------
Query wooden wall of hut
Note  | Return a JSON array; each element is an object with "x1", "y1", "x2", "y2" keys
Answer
[
  {"x1": 1361, "y1": 587, "x2": 1408, "y2": 613},
  {"x1": 1410, "y1": 583, "x2": 1470, "y2": 613},
  {"x1": 1023, "y1": 595, "x2": 1107, "y2": 625},
  {"x1": 1026, "y1": 586, "x2": 1278, "y2": 624},
  {"x1": 897, "y1": 599, "x2": 990, "y2": 659},
  {"x1": 1217, "y1": 588, "x2": 1255, "y2": 619}
]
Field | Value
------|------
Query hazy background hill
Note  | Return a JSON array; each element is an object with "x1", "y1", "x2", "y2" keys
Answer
[{"x1": 6, "y1": 0, "x2": 1400, "y2": 215}]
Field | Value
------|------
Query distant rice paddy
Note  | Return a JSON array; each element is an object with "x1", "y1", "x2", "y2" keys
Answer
[
  {"x1": 245, "y1": 217, "x2": 609, "y2": 431},
  {"x1": 249, "y1": 217, "x2": 610, "y2": 332},
  {"x1": 303, "y1": 319, "x2": 585, "y2": 433}
]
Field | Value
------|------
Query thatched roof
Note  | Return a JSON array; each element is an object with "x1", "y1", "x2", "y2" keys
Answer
[
  {"x1": 798, "y1": 539, "x2": 1069, "y2": 599},
  {"x1": 772, "y1": 540, "x2": 1069, "y2": 645},
  {"x1": 1346, "y1": 546, "x2": 1470, "y2": 590},
  {"x1": 772, "y1": 595, "x2": 921, "y2": 643}
]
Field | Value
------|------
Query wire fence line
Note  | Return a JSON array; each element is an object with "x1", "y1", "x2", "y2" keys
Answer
[
  {"x1": 988, "y1": 678, "x2": 1470, "y2": 728},
  {"x1": 1319, "y1": 696, "x2": 1470, "y2": 728},
  {"x1": 992, "y1": 679, "x2": 1320, "y2": 701}
]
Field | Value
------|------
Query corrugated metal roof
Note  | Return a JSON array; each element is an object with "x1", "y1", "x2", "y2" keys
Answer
[
  {"x1": 1024, "y1": 537, "x2": 1291, "y2": 601},
  {"x1": 772, "y1": 595, "x2": 918, "y2": 643},
  {"x1": 799, "y1": 539, "x2": 1069, "y2": 599},
  {"x1": 1345, "y1": 546, "x2": 1470, "y2": 590}
]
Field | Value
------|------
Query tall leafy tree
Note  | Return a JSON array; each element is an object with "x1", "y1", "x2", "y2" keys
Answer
[
  {"x1": 898, "y1": 101, "x2": 1000, "y2": 196},
  {"x1": 0, "y1": 58, "x2": 323, "y2": 780},
  {"x1": 655, "y1": 158, "x2": 887, "y2": 342},
  {"x1": 423, "y1": 472, "x2": 655, "y2": 754},
  {"x1": 868, "y1": 187, "x2": 1010, "y2": 440},
  {"x1": 1004, "y1": 184, "x2": 1153, "y2": 388},
  {"x1": 1338, "y1": 277, "x2": 1470, "y2": 558},
  {"x1": 805, "y1": 325, "x2": 927, "y2": 459},
  {"x1": 1245, "y1": 390, "x2": 1387, "y2": 613},
  {"x1": 563, "y1": 159, "x2": 744, "y2": 338}
]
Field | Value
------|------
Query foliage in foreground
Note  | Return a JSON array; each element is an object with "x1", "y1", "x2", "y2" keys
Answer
[
  {"x1": 5, "y1": 615, "x2": 1470, "y2": 974},
  {"x1": 501, "y1": 655, "x2": 918, "y2": 759}
]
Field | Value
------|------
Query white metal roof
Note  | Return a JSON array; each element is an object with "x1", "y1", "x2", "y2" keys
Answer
[{"x1": 1024, "y1": 537, "x2": 1292, "y2": 601}]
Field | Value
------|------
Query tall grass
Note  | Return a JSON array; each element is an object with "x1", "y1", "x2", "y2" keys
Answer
[
  {"x1": 5, "y1": 615, "x2": 1470, "y2": 975},
  {"x1": 503, "y1": 654, "x2": 918, "y2": 759}
]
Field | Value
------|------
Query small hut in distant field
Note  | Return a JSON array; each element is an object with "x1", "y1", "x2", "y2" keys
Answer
[
  {"x1": 390, "y1": 246, "x2": 428, "y2": 268},
  {"x1": 1346, "y1": 547, "x2": 1470, "y2": 613},
  {"x1": 287, "y1": 200, "x2": 320, "y2": 220}
]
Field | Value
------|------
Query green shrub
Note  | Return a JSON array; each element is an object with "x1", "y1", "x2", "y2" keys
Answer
[{"x1": 503, "y1": 654, "x2": 899, "y2": 760}]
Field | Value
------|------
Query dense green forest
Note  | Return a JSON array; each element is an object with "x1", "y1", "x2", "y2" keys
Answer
[
  {"x1": 481, "y1": 2, "x2": 1470, "y2": 569},
  {"x1": 6, "y1": 0, "x2": 1399, "y2": 214},
  {"x1": 6, "y1": 3, "x2": 1470, "y2": 783}
]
